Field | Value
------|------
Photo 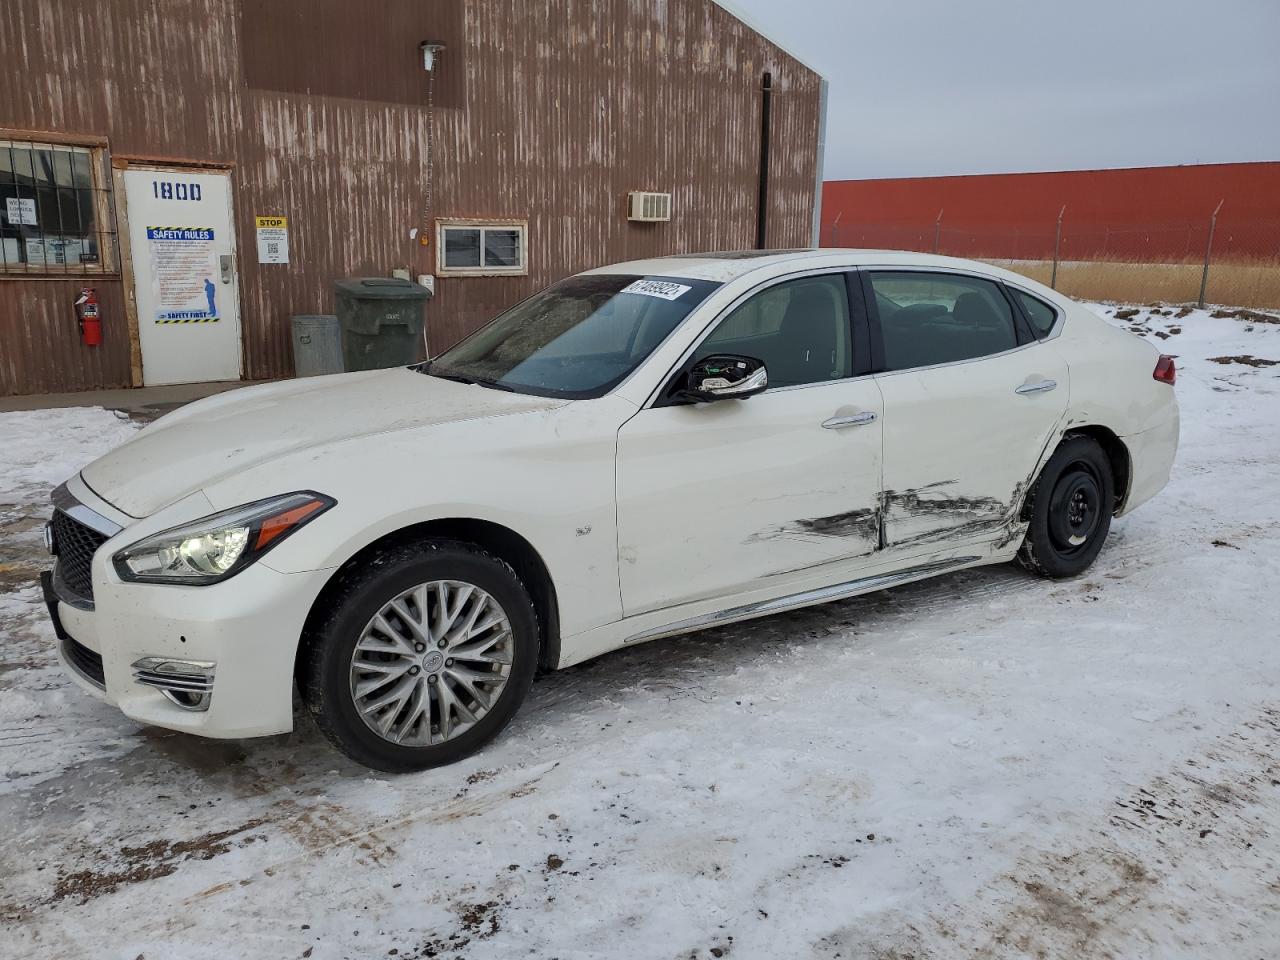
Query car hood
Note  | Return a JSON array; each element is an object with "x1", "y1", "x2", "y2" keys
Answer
[{"x1": 80, "y1": 369, "x2": 566, "y2": 517}]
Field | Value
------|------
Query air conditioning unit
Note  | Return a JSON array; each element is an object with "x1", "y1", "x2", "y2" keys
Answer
[{"x1": 628, "y1": 191, "x2": 672, "y2": 222}]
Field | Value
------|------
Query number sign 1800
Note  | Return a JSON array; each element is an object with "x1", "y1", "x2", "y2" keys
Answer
[{"x1": 152, "y1": 180, "x2": 203, "y2": 201}]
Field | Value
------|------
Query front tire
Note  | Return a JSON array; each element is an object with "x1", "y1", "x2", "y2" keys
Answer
[
  {"x1": 300, "y1": 540, "x2": 538, "y2": 772},
  {"x1": 1017, "y1": 436, "x2": 1115, "y2": 579}
]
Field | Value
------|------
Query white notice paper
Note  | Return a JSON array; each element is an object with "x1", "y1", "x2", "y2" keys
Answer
[
  {"x1": 6, "y1": 197, "x2": 36, "y2": 225},
  {"x1": 622, "y1": 279, "x2": 692, "y2": 301}
]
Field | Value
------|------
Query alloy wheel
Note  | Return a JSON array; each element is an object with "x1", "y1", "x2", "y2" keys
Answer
[{"x1": 349, "y1": 580, "x2": 514, "y2": 746}]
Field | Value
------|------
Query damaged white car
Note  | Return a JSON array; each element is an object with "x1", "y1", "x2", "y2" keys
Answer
[{"x1": 42, "y1": 250, "x2": 1179, "y2": 771}]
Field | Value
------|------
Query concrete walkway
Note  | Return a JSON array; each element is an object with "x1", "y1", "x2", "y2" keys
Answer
[{"x1": 0, "y1": 380, "x2": 269, "y2": 421}]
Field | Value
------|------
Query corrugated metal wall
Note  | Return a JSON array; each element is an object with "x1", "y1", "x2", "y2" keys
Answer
[
  {"x1": 0, "y1": 280, "x2": 132, "y2": 395},
  {"x1": 0, "y1": 0, "x2": 243, "y2": 396},
  {"x1": 820, "y1": 162, "x2": 1280, "y2": 262},
  {"x1": 420, "y1": 0, "x2": 822, "y2": 348},
  {"x1": 0, "y1": 0, "x2": 821, "y2": 395}
]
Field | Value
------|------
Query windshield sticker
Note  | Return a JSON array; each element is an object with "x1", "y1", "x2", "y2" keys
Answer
[{"x1": 622, "y1": 279, "x2": 692, "y2": 301}]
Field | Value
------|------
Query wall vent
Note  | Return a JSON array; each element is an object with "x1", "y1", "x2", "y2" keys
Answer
[{"x1": 628, "y1": 191, "x2": 672, "y2": 222}]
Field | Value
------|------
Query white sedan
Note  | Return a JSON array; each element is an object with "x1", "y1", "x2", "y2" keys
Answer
[{"x1": 42, "y1": 250, "x2": 1179, "y2": 771}]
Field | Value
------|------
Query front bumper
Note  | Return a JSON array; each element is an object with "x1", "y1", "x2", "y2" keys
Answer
[{"x1": 45, "y1": 479, "x2": 332, "y2": 739}]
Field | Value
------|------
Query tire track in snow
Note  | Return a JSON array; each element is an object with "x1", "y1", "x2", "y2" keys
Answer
[{"x1": 843, "y1": 705, "x2": 1280, "y2": 959}]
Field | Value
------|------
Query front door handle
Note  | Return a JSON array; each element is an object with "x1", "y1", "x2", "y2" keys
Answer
[
  {"x1": 219, "y1": 254, "x2": 234, "y2": 284},
  {"x1": 822, "y1": 411, "x2": 877, "y2": 429},
  {"x1": 1015, "y1": 379, "x2": 1057, "y2": 396}
]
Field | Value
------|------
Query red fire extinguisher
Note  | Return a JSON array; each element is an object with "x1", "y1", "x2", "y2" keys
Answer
[{"x1": 75, "y1": 288, "x2": 101, "y2": 347}]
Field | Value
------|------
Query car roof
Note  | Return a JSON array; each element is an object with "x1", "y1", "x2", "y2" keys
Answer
[{"x1": 579, "y1": 248, "x2": 1011, "y2": 283}]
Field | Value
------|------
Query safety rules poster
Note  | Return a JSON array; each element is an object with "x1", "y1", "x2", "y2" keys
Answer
[{"x1": 146, "y1": 227, "x2": 220, "y2": 323}]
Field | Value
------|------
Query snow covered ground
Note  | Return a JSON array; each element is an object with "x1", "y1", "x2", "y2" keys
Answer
[{"x1": 1, "y1": 304, "x2": 1278, "y2": 960}]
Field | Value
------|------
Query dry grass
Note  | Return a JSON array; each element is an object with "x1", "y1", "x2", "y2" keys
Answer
[{"x1": 983, "y1": 258, "x2": 1280, "y2": 309}]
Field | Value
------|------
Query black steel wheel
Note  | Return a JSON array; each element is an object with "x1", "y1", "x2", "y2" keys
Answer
[{"x1": 1017, "y1": 436, "x2": 1115, "y2": 579}]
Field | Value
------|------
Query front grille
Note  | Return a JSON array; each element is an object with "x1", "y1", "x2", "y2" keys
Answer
[
  {"x1": 51, "y1": 510, "x2": 108, "y2": 603},
  {"x1": 63, "y1": 637, "x2": 105, "y2": 688}
]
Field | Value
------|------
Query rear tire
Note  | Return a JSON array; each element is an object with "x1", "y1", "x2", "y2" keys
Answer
[
  {"x1": 1017, "y1": 436, "x2": 1114, "y2": 579},
  {"x1": 300, "y1": 540, "x2": 538, "y2": 772}
]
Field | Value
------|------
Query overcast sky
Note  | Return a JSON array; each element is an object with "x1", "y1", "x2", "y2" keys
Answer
[{"x1": 729, "y1": 0, "x2": 1280, "y2": 181}]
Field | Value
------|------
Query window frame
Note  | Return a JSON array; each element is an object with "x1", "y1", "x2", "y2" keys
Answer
[
  {"x1": 435, "y1": 218, "x2": 528, "y2": 277},
  {"x1": 651, "y1": 268, "x2": 870, "y2": 408},
  {"x1": 858, "y1": 267, "x2": 1044, "y2": 376},
  {"x1": 0, "y1": 133, "x2": 118, "y2": 277}
]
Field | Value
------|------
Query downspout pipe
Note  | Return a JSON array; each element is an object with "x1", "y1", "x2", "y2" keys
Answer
[
  {"x1": 756, "y1": 71, "x2": 773, "y2": 250},
  {"x1": 811, "y1": 77, "x2": 828, "y2": 248}
]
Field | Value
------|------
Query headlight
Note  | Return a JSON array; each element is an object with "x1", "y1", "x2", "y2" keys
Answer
[{"x1": 113, "y1": 492, "x2": 335, "y2": 585}]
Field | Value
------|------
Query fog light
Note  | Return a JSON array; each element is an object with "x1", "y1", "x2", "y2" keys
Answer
[{"x1": 131, "y1": 657, "x2": 215, "y2": 711}]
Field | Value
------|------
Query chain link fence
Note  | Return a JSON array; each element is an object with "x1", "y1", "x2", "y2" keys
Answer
[{"x1": 823, "y1": 213, "x2": 1280, "y2": 309}]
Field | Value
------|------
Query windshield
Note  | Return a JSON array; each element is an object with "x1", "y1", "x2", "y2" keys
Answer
[{"x1": 422, "y1": 274, "x2": 720, "y2": 399}]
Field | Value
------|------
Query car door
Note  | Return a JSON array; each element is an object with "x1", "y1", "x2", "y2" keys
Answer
[
  {"x1": 865, "y1": 269, "x2": 1069, "y2": 550},
  {"x1": 615, "y1": 271, "x2": 884, "y2": 617}
]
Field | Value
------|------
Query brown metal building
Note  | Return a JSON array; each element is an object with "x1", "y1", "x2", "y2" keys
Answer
[{"x1": 0, "y1": 0, "x2": 825, "y2": 396}]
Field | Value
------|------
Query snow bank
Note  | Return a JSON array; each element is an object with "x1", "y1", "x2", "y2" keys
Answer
[{"x1": 0, "y1": 407, "x2": 138, "y2": 499}]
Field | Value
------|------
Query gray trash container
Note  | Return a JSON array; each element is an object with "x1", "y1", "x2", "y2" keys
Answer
[
  {"x1": 291, "y1": 315, "x2": 343, "y2": 377},
  {"x1": 335, "y1": 277, "x2": 430, "y2": 372}
]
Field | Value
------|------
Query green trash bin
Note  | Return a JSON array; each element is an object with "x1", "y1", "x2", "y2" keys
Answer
[{"x1": 334, "y1": 277, "x2": 430, "y2": 372}]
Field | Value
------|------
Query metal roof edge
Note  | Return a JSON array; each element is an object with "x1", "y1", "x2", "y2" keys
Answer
[{"x1": 710, "y1": 0, "x2": 825, "y2": 79}]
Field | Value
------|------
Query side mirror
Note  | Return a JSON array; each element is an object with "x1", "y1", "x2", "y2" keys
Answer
[{"x1": 681, "y1": 354, "x2": 768, "y2": 402}]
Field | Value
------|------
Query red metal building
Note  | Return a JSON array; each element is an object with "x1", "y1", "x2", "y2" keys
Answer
[{"x1": 820, "y1": 162, "x2": 1280, "y2": 263}]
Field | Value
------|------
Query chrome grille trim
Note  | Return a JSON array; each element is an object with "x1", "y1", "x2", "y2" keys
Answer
[{"x1": 52, "y1": 482, "x2": 123, "y2": 538}]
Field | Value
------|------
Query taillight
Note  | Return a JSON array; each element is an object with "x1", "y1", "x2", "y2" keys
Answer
[{"x1": 1153, "y1": 355, "x2": 1176, "y2": 385}]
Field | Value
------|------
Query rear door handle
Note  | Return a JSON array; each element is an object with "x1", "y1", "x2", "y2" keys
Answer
[
  {"x1": 822, "y1": 411, "x2": 877, "y2": 429},
  {"x1": 1015, "y1": 379, "x2": 1057, "y2": 395}
]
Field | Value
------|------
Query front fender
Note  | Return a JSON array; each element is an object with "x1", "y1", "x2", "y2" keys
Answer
[{"x1": 208, "y1": 398, "x2": 633, "y2": 638}]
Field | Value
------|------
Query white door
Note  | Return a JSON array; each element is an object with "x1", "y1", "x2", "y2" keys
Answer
[
  {"x1": 122, "y1": 168, "x2": 242, "y2": 385},
  {"x1": 615, "y1": 273, "x2": 884, "y2": 617},
  {"x1": 866, "y1": 270, "x2": 1069, "y2": 549}
]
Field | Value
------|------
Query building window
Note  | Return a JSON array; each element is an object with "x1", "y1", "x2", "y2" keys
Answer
[
  {"x1": 436, "y1": 220, "x2": 527, "y2": 276},
  {"x1": 1, "y1": 138, "x2": 117, "y2": 275}
]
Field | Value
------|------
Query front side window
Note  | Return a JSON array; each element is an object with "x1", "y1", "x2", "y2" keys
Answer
[
  {"x1": 424, "y1": 274, "x2": 719, "y2": 398},
  {"x1": 437, "y1": 220, "x2": 527, "y2": 276},
  {"x1": 869, "y1": 272, "x2": 1017, "y2": 371},
  {"x1": 1, "y1": 139, "x2": 114, "y2": 274},
  {"x1": 1012, "y1": 288, "x2": 1059, "y2": 338},
  {"x1": 694, "y1": 274, "x2": 852, "y2": 388}
]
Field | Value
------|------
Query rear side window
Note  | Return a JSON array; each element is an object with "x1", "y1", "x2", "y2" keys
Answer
[
  {"x1": 868, "y1": 272, "x2": 1017, "y2": 371},
  {"x1": 1012, "y1": 289, "x2": 1059, "y2": 338}
]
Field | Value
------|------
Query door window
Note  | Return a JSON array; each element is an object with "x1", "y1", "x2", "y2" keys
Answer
[
  {"x1": 869, "y1": 272, "x2": 1018, "y2": 371},
  {"x1": 694, "y1": 274, "x2": 852, "y2": 388}
]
